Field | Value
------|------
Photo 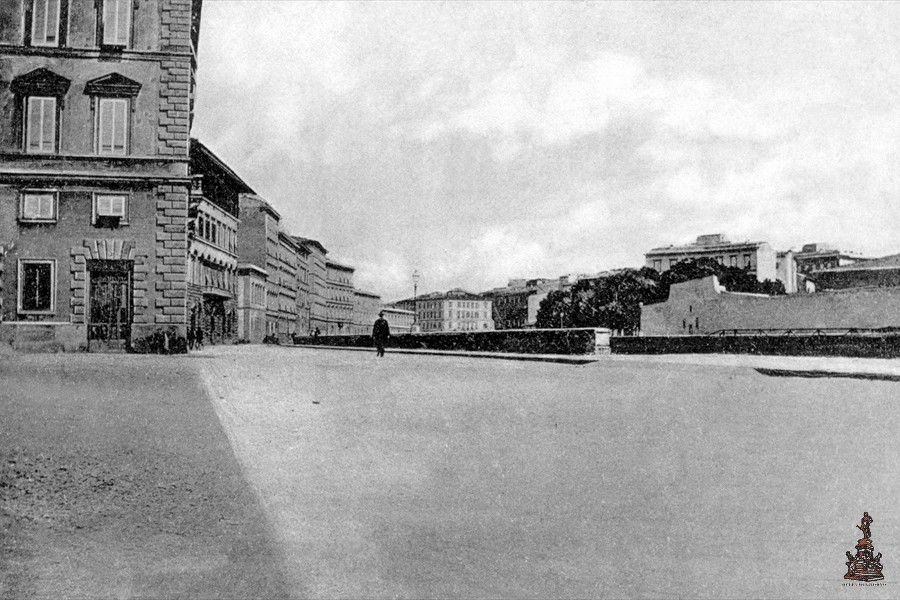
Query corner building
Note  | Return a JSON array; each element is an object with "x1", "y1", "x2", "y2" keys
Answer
[{"x1": 0, "y1": 0, "x2": 202, "y2": 351}]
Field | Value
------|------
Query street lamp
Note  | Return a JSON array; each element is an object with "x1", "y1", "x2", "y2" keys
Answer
[{"x1": 412, "y1": 270, "x2": 420, "y2": 332}]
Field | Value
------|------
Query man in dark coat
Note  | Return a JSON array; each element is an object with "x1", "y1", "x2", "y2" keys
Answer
[{"x1": 372, "y1": 311, "x2": 390, "y2": 357}]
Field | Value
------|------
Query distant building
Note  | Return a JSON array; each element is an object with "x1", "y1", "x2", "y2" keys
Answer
[
  {"x1": 295, "y1": 237, "x2": 328, "y2": 334},
  {"x1": 237, "y1": 194, "x2": 298, "y2": 342},
  {"x1": 482, "y1": 278, "x2": 560, "y2": 329},
  {"x1": 775, "y1": 251, "x2": 799, "y2": 294},
  {"x1": 381, "y1": 306, "x2": 415, "y2": 334},
  {"x1": 414, "y1": 288, "x2": 493, "y2": 332},
  {"x1": 645, "y1": 234, "x2": 777, "y2": 282},
  {"x1": 325, "y1": 260, "x2": 355, "y2": 335},
  {"x1": 813, "y1": 254, "x2": 900, "y2": 290},
  {"x1": 188, "y1": 140, "x2": 253, "y2": 345},
  {"x1": 236, "y1": 264, "x2": 267, "y2": 343},
  {"x1": 352, "y1": 289, "x2": 381, "y2": 335},
  {"x1": 794, "y1": 243, "x2": 870, "y2": 276}
]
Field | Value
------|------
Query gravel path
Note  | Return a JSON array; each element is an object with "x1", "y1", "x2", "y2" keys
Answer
[{"x1": 198, "y1": 345, "x2": 900, "y2": 599}]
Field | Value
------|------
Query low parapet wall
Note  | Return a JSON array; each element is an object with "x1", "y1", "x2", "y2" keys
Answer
[
  {"x1": 612, "y1": 334, "x2": 900, "y2": 359},
  {"x1": 293, "y1": 327, "x2": 611, "y2": 355}
]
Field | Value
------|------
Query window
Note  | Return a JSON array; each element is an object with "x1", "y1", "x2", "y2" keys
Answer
[
  {"x1": 93, "y1": 192, "x2": 128, "y2": 225},
  {"x1": 20, "y1": 191, "x2": 57, "y2": 222},
  {"x1": 31, "y1": 0, "x2": 62, "y2": 47},
  {"x1": 96, "y1": 98, "x2": 128, "y2": 155},
  {"x1": 729, "y1": 255, "x2": 738, "y2": 267},
  {"x1": 652, "y1": 259, "x2": 661, "y2": 271},
  {"x1": 18, "y1": 259, "x2": 56, "y2": 314},
  {"x1": 26, "y1": 97, "x2": 57, "y2": 154},
  {"x1": 744, "y1": 254, "x2": 752, "y2": 269},
  {"x1": 101, "y1": 0, "x2": 132, "y2": 47}
]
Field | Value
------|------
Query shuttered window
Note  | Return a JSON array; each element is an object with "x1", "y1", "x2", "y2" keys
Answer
[
  {"x1": 31, "y1": 0, "x2": 61, "y2": 46},
  {"x1": 97, "y1": 98, "x2": 128, "y2": 155},
  {"x1": 102, "y1": 0, "x2": 132, "y2": 47},
  {"x1": 26, "y1": 97, "x2": 57, "y2": 154},
  {"x1": 21, "y1": 192, "x2": 57, "y2": 222},
  {"x1": 95, "y1": 193, "x2": 127, "y2": 218}
]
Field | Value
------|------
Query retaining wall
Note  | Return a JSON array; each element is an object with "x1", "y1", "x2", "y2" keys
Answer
[
  {"x1": 293, "y1": 327, "x2": 611, "y2": 355},
  {"x1": 612, "y1": 334, "x2": 900, "y2": 359}
]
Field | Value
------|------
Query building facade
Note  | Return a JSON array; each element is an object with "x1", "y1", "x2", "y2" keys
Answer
[
  {"x1": 0, "y1": 0, "x2": 202, "y2": 352},
  {"x1": 325, "y1": 259, "x2": 354, "y2": 335},
  {"x1": 483, "y1": 278, "x2": 561, "y2": 329},
  {"x1": 352, "y1": 289, "x2": 381, "y2": 335},
  {"x1": 187, "y1": 140, "x2": 252, "y2": 345},
  {"x1": 415, "y1": 288, "x2": 494, "y2": 332},
  {"x1": 381, "y1": 306, "x2": 414, "y2": 334},
  {"x1": 645, "y1": 234, "x2": 777, "y2": 283},
  {"x1": 295, "y1": 237, "x2": 327, "y2": 335},
  {"x1": 236, "y1": 263, "x2": 266, "y2": 343},
  {"x1": 237, "y1": 193, "x2": 297, "y2": 342},
  {"x1": 813, "y1": 254, "x2": 900, "y2": 291}
]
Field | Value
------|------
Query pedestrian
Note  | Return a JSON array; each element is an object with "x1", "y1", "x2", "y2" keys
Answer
[
  {"x1": 187, "y1": 325, "x2": 195, "y2": 350},
  {"x1": 195, "y1": 326, "x2": 204, "y2": 350},
  {"x1": 314, "y1": 327, "x2": 321, "y2": 339},
  {"x1": 372, "y1": 311, "x2": 390, "y2": 357}
]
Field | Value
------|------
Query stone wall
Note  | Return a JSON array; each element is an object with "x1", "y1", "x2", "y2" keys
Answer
[
  {"x1": 641, "y1": 276, "x2": 900, "y2": 336},
  {"x1": 293, "y1": 327, "x2": 612, "y2": 356}
]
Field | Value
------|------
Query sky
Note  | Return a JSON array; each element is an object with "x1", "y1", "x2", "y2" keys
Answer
[{"x1": 192, "y1": 1, "x2": 900, "y2": 301}]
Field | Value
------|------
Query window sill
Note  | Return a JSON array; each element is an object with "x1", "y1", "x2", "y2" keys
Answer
[
  {"x1": 18, "y1": 219, "x2": 57, "y2": 225},
  {"x1": 16, "y1": 310, "x2": 56, "y2": 316}
]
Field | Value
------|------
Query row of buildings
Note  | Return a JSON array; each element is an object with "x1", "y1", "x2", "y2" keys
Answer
[{"x1": 0, "y1": 0, "x2": 419, "y2": 351}]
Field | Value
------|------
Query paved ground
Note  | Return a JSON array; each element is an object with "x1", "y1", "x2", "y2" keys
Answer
[
  {"x1": 198, "y1": 346, "x2": 900, "y2": 599},
  {"x1": 3, "y1": 346, "x2": 899, "y2": 598},
  {"x1": 0, "y1": 353, "x2": 289, "y2": 599}
]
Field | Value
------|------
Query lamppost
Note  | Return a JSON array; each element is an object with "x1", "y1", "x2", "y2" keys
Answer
[{"x1": 412, "y1": 269, "x2": 420, "y2": 332}]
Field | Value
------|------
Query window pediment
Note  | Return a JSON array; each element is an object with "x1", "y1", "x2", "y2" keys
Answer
[
  {"x1": 84, "y1": 73, "x2": 141, "y2": 97},
  {"x1": 11, "y1": 68, "x2": 71, "y2": 97}
]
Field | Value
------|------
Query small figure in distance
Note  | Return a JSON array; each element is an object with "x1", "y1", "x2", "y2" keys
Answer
[
  {"x1": 372, "y1": 311, "x2": 391, "y2": 358},
  {"x1": 195, "y1": 325, "x2": 204, "y2": 350}
]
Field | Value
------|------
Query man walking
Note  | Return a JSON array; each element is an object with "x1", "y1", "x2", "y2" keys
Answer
[{"x1": 372, "y1": 311, "x2": 390, "y2": 357}]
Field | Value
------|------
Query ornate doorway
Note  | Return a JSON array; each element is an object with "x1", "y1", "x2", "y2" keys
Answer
[{"x1": 87, "y1": 260, "x2": 132, "y2": 352}]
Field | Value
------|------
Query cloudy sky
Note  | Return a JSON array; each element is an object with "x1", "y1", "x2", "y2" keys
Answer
[{"x1": 192, "y1": 1, "x2": 900, "y2": 301}]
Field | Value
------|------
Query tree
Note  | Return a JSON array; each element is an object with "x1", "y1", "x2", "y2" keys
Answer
[{"x1": 535, "y1": 268, "x2": 663, "y2": 333}]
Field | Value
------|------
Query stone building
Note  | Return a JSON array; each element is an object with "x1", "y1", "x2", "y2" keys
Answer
[
  {"x1": 187, "y1": 139, "x2": 252, "y2": 344},
  {"x1": 813, "y1": 254, "x2": 900, "y2": 291},
  {"x1": 294, "y1": 237, "x2": 327, "y2": 335},
  {"x1": 483, "y1": 278, "x2": 560, "y2": 329},
  {"x1": 381, "y1": 306, "x2": 415, "y2": 334},
  {"x1": 794, "y1": 243, "x2": 870, "y2": 276},
  {"x1": 294, "y1": 241, "x2": 310, "y2": 337},
  {"x1": 237, "y1": 193, "x2": 299, "y2": 343},
  {"x1": 413, "y1": 289, "x2": 493, "y2": 333},
  {"x1": 236, "y1": 263, "x2": 266, "y2": 343},
  {"x1": 0, "y1": 0, "x2": 203, "y2": 352},
  {"x1": 325, "y1": 259, "x2": 354, "y2": 335},
  {"x1": 352, "y1": 289, "x2": 381, "y2": 335},
  {"x1": 645, "y1": 234, "x2": 777, "y2": 283}
]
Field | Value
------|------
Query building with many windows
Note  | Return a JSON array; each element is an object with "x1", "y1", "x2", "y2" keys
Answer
[
  {"x1": 187, "y1": 139, "x2": 252, "y2": 345},
  {"x1": 0, "y1": 0, "x2": 203, "y2": 352},
  {"x1": 295, "y1": 237, "x2": 327, "y2": 335},
  {"x1": 352, "y1": 289, "x2": 381, "y2": 335},
  {"x1": 407, "y1": 289, "x2": 494, "y2": 333},
  {"x1": 237, "y1": 193, "x2": 300, "y2": 342},
  {"x1": 381, "y1": 306, "x2": 415, "y2": 334},
  {"x1": 645, "y1": 234, "x2": 777, "y2": 282},
  {"x1": 325, "y1": 259, "x2": 354, "y2": 335}
]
